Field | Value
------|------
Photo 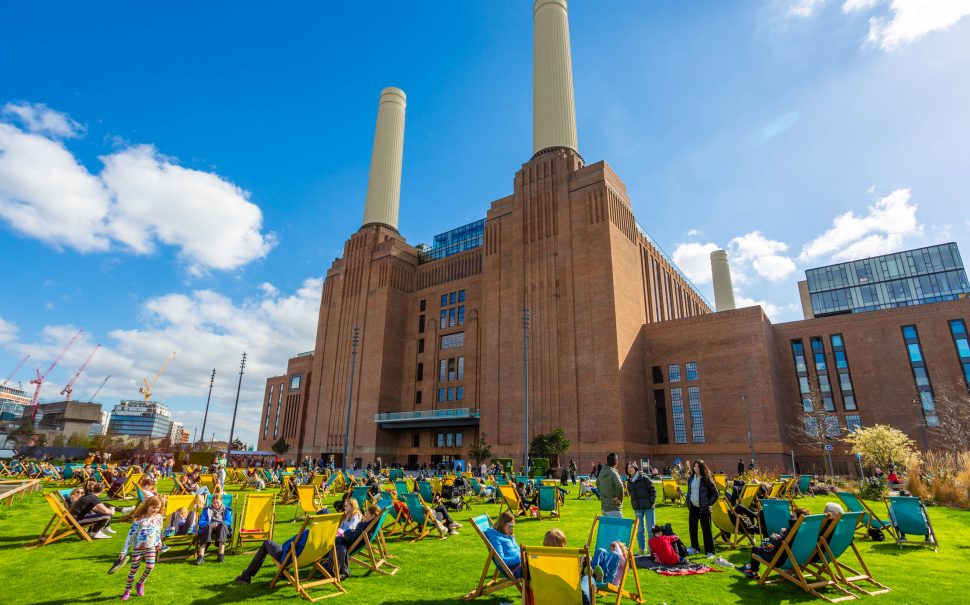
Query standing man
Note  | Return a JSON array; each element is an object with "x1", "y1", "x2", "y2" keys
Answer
[
  {"x1": 597, "y1": 453, "x2": 624, "y2": 518},
  {"x1": 737, "y1": 458, "x2": 745, "y2": 477},
  {"x1": 625, "y1": 462, "x2": 656, "y2": 556},
  {"x1": 568, "y1": 459, "x2": 578, "y2": 485},
  {"x1": 216, "y1": 452, "x2": 227, "y2": 491}
]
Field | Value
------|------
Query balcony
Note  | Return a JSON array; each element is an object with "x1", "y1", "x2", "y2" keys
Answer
[{"x1": 374, "y1": 407, "x2": 480, "y2": 430}]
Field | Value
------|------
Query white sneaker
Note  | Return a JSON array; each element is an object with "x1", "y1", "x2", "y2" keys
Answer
[
  {"x1": 92, "y1": 531, "x2": 112, "y2": 539},
  {"x1": 104, "y1": 527, "x2": 117, "y2": 534},
  {"x1": 121, "y1": 506, "x2": 135, "y2": 515},
  {"x1": 706, "y1": 553, "x2": 716, "y2": 559}
]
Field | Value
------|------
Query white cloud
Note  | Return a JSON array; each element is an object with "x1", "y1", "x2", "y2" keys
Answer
[
  {"x1": 2, "y1": 278, "x2": 322, "y2": 443},
  {"x1": 2, "y1": 102, "x2": 83, "y2": 138},
  {"x1": 837, "y1": 0, "x2": 970, "y2": 50},
  {"x1": 672, "y1": 242, "x2": 720, "y2": 284},
  {"x1": 729, "y1": 231, "x2": 797, "y2": 281},
  {"x1": 686, "y1": 229, "x2": 701, "y2": 237},
  {"x1": 798, "y1": 188, "x2": 922, "y2": 262},
  {"x1": 0, "y1": 316, "x2": 17, "y2": 345},
  {"x1": 0, "y1": 106, "x2": 275, "y2": 273},
  {"x1": 842, "y1": 0, "x2": 880, "y2": 12},
  {"x1": 789, "y1": 0, "x2": 826, "y2": 18},
  {"x1": 750, "y1": 112, "x2": 800, "y2": 145},
  {"x1": 735, "y1": 293, "x2": 802, "y2": 322}
]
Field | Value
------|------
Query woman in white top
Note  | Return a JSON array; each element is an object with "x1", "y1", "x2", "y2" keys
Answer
[{"x1": 337, "y1": 497, "x2": 362, "y2": 537}]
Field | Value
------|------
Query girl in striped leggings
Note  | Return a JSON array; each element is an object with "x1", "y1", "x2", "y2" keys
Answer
[{"x1": 119, "y1": 496, "x2": 164, "y2": 601}]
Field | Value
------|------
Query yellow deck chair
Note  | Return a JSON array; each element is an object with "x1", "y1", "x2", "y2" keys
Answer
[
  {"x1": 31, "y1": 492, "x2": 96, "y2": 547},
  {"x1": 159, "y1": 494, "x2": 198, "y2": 561},
  {"x1": 294, "y1": 485, "x2": 321, "y2": 521},
  {"x1": 199, "y1": 473, "x2": 217, "y2": 493},
  {"x1": 661, "y1": 479, "x2": 683, "y2": 505},
  {"x1": 521, "y1": 545, "x2": 594, "y2": 605},
  {"x1": 711, "y1": 497, "x2": 755, "y2": 548},
  {"x1": 585, "y1": 515, "x2": 644, "y2": 604},
  {"x1": 270, "y1": 513, "x2": 346, "y2": 602},
  {"x1": 497, "y1": 484, "x2": 531, "y2": 518},
  {"x1": 767, "y1": 482, "x2": 784, "y2": 499},
  {"x1": 121, "y1": 473, "x2": 143, "y2": 500},
  {"x1": 463, "y1": 514, "x2": 523, "y2": 600},
  {"x1": 739, "y1": 482, "x2": 761, "y2": 509},
  {"x1": 713, "y1": 473, "x2": 727, "y2": 492},
  {"x1": 235, "y1": 493, "x2": 276, "y2": 554}
]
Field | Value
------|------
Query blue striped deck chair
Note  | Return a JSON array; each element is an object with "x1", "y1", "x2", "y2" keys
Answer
[
  {"x1": 760, "y1": 498, "x2": 792, "y2": 537},
  {"x1": 463, "y1": 514, "x2": 523, "y2": 600},
  {"x1": 814, "y1": 511, "x2": 890, "y2": 596},
  {"x1": 885, "y1": 496, "x2": 938, "y2": 550},
  {"x1": 752, "y1": 513, "x2": 854, "y2": 602},
  {"x1": 835, "y1": 492, "x2": 893, "y2": 539},
  {"x1": 585, "y1": 515, "x2": 644, "y2": 604},
  {"x1": 348, "y1": 506, "x2": 398, "y2": 576}
]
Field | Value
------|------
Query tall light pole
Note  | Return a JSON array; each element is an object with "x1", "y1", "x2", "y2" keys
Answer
[
  {"x1": 523, "y1": 306, "x2": 530, "y2": 476},
  {"x1": 199, "y1": 368, "x2": 216, "y2": 450},
  {"x1": 742, "y1": 395, "x2": 755, "y2": 466},
  {"x1": 342, "y1": 324, "x2": 360, "y2": 471},
  {"x1": 227, "y1": 352, "x2": 246, "y2": 457}
]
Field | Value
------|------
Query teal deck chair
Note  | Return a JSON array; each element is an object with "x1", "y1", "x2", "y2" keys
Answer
[
  {"x1": 389, "y1": 469, "x2": 403, "y2": 481},
  {"x1": 351, "y1": 485, "x2": 371, "y2": 510},
  {"x1": 760, "y1": 498, "x2": 792, "y2": 537},
  {"x1": 834, "y1": 492, "x2": 893, "y2": 538},
  {"x1": 347, "y1": 506, "x2": 398, "y2": 575},
  {"x1": 394, "y1": 480, "x2": 411, "y2": 497},
  {"x1": 537, "y1": 485, "x2": 560, "y2": 520},
  {"x1": 796, "y1": 475, "x2": 813, "y2": 497},
  {"x1": 403, "y1": 492, "x2": 445, "y2": 542},
  {"x1": 463, "y1": 513, "x2": 523, "y2": 600},
  {"x1": 885, "y1": 496, "x2": 938, "y2": 550},
  {"x1": 585, "y1": 515, "x2": 644, "y2": 604},
  {"x1": 814, "y1": 511, "x2": 890, "y2": 596},
  {"x1": 205, "y1": 492, "x2": 235, "y2": 509},
  {"x1": 417, "y1": 480, "x2": 436, "y2": 505},
  {"x1": 376, "y1": 491, "x2": 394, "y2": 509},
  {"x1": 753, "y1": 513, "x2": 853, "y2": 602},
  {"x1": 495, "y1": 475, "x2": 509, "y2": 486}
]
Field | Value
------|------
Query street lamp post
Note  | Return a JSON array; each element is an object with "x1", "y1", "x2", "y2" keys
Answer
[
  {"x1": 227, "y1": 353, "x2": 246, "y2": 457},
  {"x1": 523, "y1": 306, "x2": 530, "y2": 476},
  {"x1": 742, "y1": 394, "x2": 755, "y2": 466},
  {"x1": 342, "y1": 324, "x2": 360, "y2": 471},
  {"x1": 199, "y1": 368, "x2": 216, "y2": 450}
]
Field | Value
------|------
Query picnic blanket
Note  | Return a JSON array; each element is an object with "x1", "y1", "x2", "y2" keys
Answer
[{"x1": 634, "y1": 555, "x2": 719, "y2": 576}]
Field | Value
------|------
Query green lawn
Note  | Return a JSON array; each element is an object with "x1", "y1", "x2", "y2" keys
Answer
[{"x1": 1, "y1": 478, "x2": 967, "y2": 605}]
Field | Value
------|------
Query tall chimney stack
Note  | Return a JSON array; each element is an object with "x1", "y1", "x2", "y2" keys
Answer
[
  {"x1": 533, "y1": 0, "x2": 579, "y2": 156},
  {"x1": 362, "y1": 87, "x2": 406, "y2": 230},
  {"x1": 710, "y1": 249, "x2": 737, "y2": 312}
]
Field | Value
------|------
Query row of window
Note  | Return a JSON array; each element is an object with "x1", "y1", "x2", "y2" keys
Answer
[
  {"x1": 903, "y1": 325, "x2": 938, "y2": 427},
  {"x1": 651, "y1": 362, "x2": 698, "y2": 384},
  {"x1": 263, "y1": 383, "x2": 284, "y2": 441},
  {"x1": 669, "y1": 386, "x2": 705, "y2": 444},
  {"x1": 441, "y1": 290, "x2": 466, "y2": 307},
  {"x1": 438, "y1": 357, "x2": 465, "y2": 382},
  {"x1": 790, "y1": 334, "x2": 857, "y2": 413},
  {"x1": 434, "y1": 432, "x2": 463, "y2": 448},
  {"x1": 806, "y1": 243, "x2": 964, "y2": 293},
  {"x1": 804, "y1": 414, "x2": 862, "y2": 437},
  {"x1": 437, "y1": 386, "x2": 465, "y2": 402},
  {"x1": 950, "y1": 319, "x2": 970, "y2": 386}
]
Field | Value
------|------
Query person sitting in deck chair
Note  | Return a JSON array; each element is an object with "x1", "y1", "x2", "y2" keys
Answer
[
  {"x1": 70, "y1": 482, "x2": 116, "y2": 539},
  {"x1": 326, "y1": 504, "x2": 382, "y2": 580},
  {"x1": 164, "y1": 507, "x2": 196, "y2": 538},
  {"x1": 578, "y1": 478, "x2": 599, "y2": 500},
  {"x1": 591, "y1": 540, "x2": 629, "y2": 588},
  {"x1": 738, "y1": 506, "x2": 810, "y2": 579},
  {"x1": 107, "y1": 469, "x2": 127, "y2": 499},
  {"x1": 194, "y1": 493, "x2": 232, "y2": 565},
  {"x1": 484, "y1": 512, "x2": 522, "y2": 579},
  {"x1": 543, "y1": 528, "x2": 595, "y2": 605}
]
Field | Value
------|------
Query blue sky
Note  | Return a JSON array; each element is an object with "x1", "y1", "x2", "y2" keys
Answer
[{"x1": 1, "y1": 1, "x2": 968, "y2": 445}]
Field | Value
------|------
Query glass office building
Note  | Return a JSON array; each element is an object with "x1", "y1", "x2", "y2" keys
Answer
[
  {"x1": 107, "y1": 400, "x2": 173, "y2": 438},
  {"x1": 418, "y1": 219, "x2": 485, "y2": 263},
  {"x1": 805, "y1": 243, "x2": 970, "y2": 317}
]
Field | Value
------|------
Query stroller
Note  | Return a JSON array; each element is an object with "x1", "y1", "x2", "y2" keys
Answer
[{"x1": 441, "y1": 476, "x2": 472, "y2": 512}]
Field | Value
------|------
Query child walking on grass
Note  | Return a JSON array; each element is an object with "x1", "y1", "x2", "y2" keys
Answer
[{"x1": 119, "y1": 496, "x2": 164, "y2": 601}]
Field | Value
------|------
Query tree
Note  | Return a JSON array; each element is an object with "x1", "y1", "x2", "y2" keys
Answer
[
  {"x1": 468, "y1": 433, "x2": 493, "y2": 465},
  {"x1": 787, "y1": 377, "x2": 838, "y2": 478},
  {"x1": 842, "y1": 424, "x2": 919, "y2": 472},
  {"x1": 928, "y1": 372, "x2": 970, "y2": 451},
  {"x1": 231, "y1": 438, "x2": 246, "y2": 452},
  {"x1": 8, "y1": 418, "x2": 36, "y2": 451},
  {"x1": 51, "y1": 434, "x2": 65, "y2": 447},
  {"x1": 271, "y1": 437, "x2": 290, "y2": 455},
  {"x1": 529, "y1": 427, "x2": 571, "y2": 467}
]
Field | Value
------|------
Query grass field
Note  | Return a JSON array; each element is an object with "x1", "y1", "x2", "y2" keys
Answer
[{"x1": 1, "y1": 478, "x2": 967, "y2": 605}]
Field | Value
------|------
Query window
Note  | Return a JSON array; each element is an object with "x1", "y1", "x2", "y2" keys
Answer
[
  {"x1": 289, "y1": 374, "x2": 302, "y2": 390},
  {"x1": 449, "y1": 308, "x2": 456, "y2": 327},
  {"x1": 845, "y1": 415, "x2": 862, "y2": 432},
  {"x1": 416, "y1": 362, "x2": 424, "y2": 382},
  {"x1": 669, "y1": 365, "x2": 681, "y2": 383},
  {"x1": 651, "y1": 366, "x2": 663, "y2": 384},
  {"x1": 458, "y1": 306, "x2": 465, "y2": 325},
  {"x1": 804, "y1": 416, "x2": 819, "y2": 437},
  {"x1": 686, "y1": 362, "x2": 698, "y2": 381},
  {"x1": 412, "y1": 432, "x2": 420, "y2": 447},
  {"x1": 824, "y1": 416, "x2": 841, "y2": 437},
  {"x1": 688, "y1": 386, "x2": 705, "y2": 443},
  {"x1": 437, "y1": 433, "x2": 444, "y2": 447},
  {"x1": 418, "y1": 315, "x2": 425, "y2": 334},
  {"x1": 457, "y1": 357, "x2": 464, "y2": 380},
  {"x1": 902, "y1": 325, "x2": 938, "y2": 426},
  {"x1": 671, "y1": 388, "x2": 686, "y2": 444},
  {"x1": 440, "y1": 332, "x2": 465, "y2": 349},
  {"x1": 949, "y1": 319, "x2": 970, "y2": 388},
  {"x1": 791, "y1": 341, "x2": 807, "y2": 373},
  {"x1": 458, "y1": 290, "x2": 465, "y2": 302},
  {"x1": 456, "y1": 386, "x2": 463, "y2": 401},
  {"x1": 438, "y1": 388, "x2": 446, "y2": 402},
  {"x1": 274, "y1": 385, "x2": 283, "y2": 439},
  {"x1": 263, "y1": 385, "x2": 274, "y2": 440},
  {"x1": 455, "y1": 432, "x2": 463, "y2": 446},
  {"x1": 418, "y1": 338, "x2": 425, "y2": 354},
  {"x1": 654, "y1": 390, "x2": 669, "y2": 444},
  {"x1": 440, "y1": 294, "x2": 447, "y2": 307},
  {"x1": 440, "y1": 310, "x2": 447, "y2": 326},
  {"x1": 447, "y1": 387, "x2": 455, "y2": 401},
  {"x1": 446, "y1": 433, "x2": 453, "y2": 447},
  {"x1": 450, "y1": 292, "x2": 457, "y2": 305},
  {"x1": 439, "y1": 360, "x2": 447, "y2": 382},
  {"x1": 420, "y1": 299, "x2": 426, "y2": 312},
  {"x1": 448, "y1": 358, "x2": 456, "y2": 381},
  {"x1": 415, "y1": 390, "x2": 422, "y2": 405}
]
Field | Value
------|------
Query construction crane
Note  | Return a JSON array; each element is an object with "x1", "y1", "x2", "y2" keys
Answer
[
  {"x1": 60, "y1": 344, "x2": 101, "y2": 401},
  {"x1": 84, "y1": 375, "x2": 111, "y2": 403},
  {"x1": 29, "y1": 329, "x2": 83, "y2": 419},
  {"x1": 1, "y1": 354, "x2": 30, "y2": 388},
  {"x1": 139, "y1": 352, "x2": 176, "y2": 401}
]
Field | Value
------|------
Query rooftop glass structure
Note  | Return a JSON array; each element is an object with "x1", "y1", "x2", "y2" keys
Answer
[
  {"x1": 418, "y1": 219, "x2": 485, "y2": 263},
  {"x1": 805, "y1": 242, "x2": 970, "y2": 317},
  {"x1": 107, "y1": 400, "x2": 173, "y2": 439}
]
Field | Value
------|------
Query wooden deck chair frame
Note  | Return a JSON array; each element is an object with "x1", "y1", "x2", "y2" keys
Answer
[
  {"x1": 171, "y1": 475, "x2": 191, "y2": 495},
  {"x1": 536, "y1": 485, "x2": 560, "y2": 520},
  {"x1": 752, "y1": 513, "x2": 855, "y2": 603},
  {"x1": 767, "y1": 482, "x2": 784, "y2": 499},
  {"x1": 521, "y1": 545, "x2": 593, "y2": 605},
  {"x1": 813, "y1": 511, "x2": 890, "y2": 597},
  {"x1": 235, "y1": 492, "x2": 277, "y2": 554},
  {"x1": 711, "y1": 497, "x2": 755, "y2": 548},
  {"x1": 348, "y1": 507, "x2": 399, "y2": 576},
  {"x1": 270, "y1": 513, "x2": 346, "y2": 602},
  {"x1": 280, "y1": 475, "x2": 299, "y2": 504},
  {"x1": 496, "y1": 484, "x2": 529, "y2": 519},
  {"x1": 159, "y1": 494, "x2": 199, "y2": 561},
  {"x1": 661, "y1": 479, "x2": 682, "y2": 505},
  {"x1": 884, "y1": 496, "x2": 938, "y2": 551},
  {"x1": 834, "y1": 492, "x2": 894, "y2": 539},
  {"x1": 403, "y1": 492, "x2": 446, "y2": 542},
  {"x1": 585, "y1": 515, "x2": 644, "y2": 605},
  {"x1": 31, "y1": 492, "x2": 97, "y2": 547},
  {"x1": 463, "y1": 514, "x2": 523, "y2": 600}
]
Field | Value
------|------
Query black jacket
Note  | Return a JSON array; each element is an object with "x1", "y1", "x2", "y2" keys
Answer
[
  {"x1": 626, "y1": 472, "x2": 656, "y2": 511},
  {"x1": 685, "y1": 474, "x2": 719, "y2": 510}
]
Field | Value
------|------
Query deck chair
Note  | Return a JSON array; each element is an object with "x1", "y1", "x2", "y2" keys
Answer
[
  {"x1": 463, "y1": 514, "x2": 524, "y2": 600},
  {"x1": 393, "y1": 479, "x2": 410, "y2": 497},
  {"x1": 760, "y1": 498, "x2": 792, "y2": 537},
  {"x1": 780, "y1": 476, "x2": 797, "y2": 499},
  {"x1": 497, "y1": 485, "x2": 529, "y2": 519},
  {"x1": 585, "y1": 515, "x2": 644, "y2": 604},
  {"x1": 885, "y1": 496, "x2": 938, "y2": 550},
  {"x1": 235, "y1": 493, "x2": 276, "y2": 554},
  {"x1": 32, "y1": 492, "x2": 98, "y2": 547},
  {"x1": 160, "y1": 494, "x2": 199, "y2": 560},
  {"x1": 661, "y1": 479, "x2": 682, "y2": 505},
  {"x1": 814, "y1": 512, "x2": 890, "y2": 596},
  {"x1": 293, "y1": 485, "x2": 320, "y2": 522},
  {"x1": 835, "y1": 492, "x2": 893, "y2": 539},
  {"x1": 767, "y1": 482, "x2": 784, "y2": 499},
  {"x1": 417, "y1": 480, "x2": 437, "y2": 505},
  {"x1": 279, "y1": 475, "x2": 299, "y2": 504},
  {"x1": 521, "y1": 545, "x2": 593, "y2": 605},
  {"x1": 752, "y1": 513, "x2": 854, "y2": 602},
  {"x1": 270, "y1": 513, "x2": 346, "y2": 601},
  {"x1": 348, "y1": 507, "x2": 399, "y2": 576},
  {"x1": 713, "y1": 473, "x2": 727, "y2": 492},
  {"x1": 351, "y1": 485, "x2": 372, "y2": 510},
  {"x1": 199, "y1": 473, "x2": 217, "y2": 493},
  {"x1": 469, "y1": 477, "x2": 488, "y2": 502},
  {"x1": 171, "y1": 475, "x2": 191, "y2": 495},
  {"x1": 796, "y1": 474, "x2": 814, "y2": 497},
  {"x1": 403, "y1": 492, "x2": 446, "y2": 542},
  {"x1": 537, "y1": 485, "x2": 560, "y2": 520},
  {"x1": 739, "y1": 482, "x2": 762, "y2": 510},
  {"x1": 711, "y1": 497, "x2": 755, "y2": 548},
  {"x1": 121, "y1": 473, "x2": 143, "y2": 500}
]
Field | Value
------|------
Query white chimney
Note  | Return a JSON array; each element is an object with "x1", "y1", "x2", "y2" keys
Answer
[
  {"x1": 710, "y1": 249, "x2": 737, "y2": 312},
  {"x1": 533, "y1": 0, "x2": 579, "y2": 156},
  {"x1": 362, "y1": 87, "x2": 406, "y2": 229}
]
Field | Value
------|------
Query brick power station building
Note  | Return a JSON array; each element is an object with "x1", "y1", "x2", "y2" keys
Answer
[{"x1": 257, "y1": 0, "x2": 970, "y2": 475}]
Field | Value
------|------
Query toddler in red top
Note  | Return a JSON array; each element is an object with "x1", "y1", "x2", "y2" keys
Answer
[{"x1": 648, "y1": 527, "x2": 687, "y2": 566}]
